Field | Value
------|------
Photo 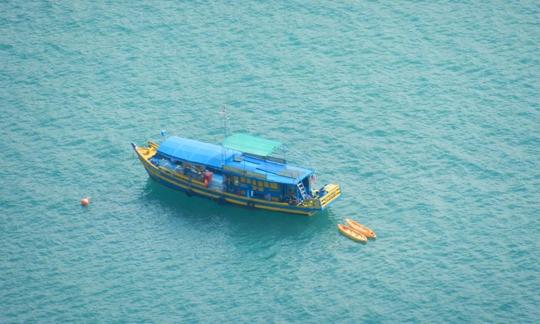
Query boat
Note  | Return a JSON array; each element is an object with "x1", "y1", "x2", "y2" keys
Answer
[
  {"x1": 337, "y1": 224, "x2": 367, "y2": 242},
  {"x1": 131, "y1": 133, "x2": 341, "y2": 216},
  {"x1": 345, "y1": 218, "x2": 376, "y2": 238}
]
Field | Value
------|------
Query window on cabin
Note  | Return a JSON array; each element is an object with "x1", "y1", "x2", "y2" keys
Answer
[{"x1": 270, "y1": 183, "x2": 278, "y2": 189}]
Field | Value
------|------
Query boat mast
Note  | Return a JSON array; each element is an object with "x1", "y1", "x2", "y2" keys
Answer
[
  {"x1": 220, "y1": 106, "x2": 229, "y2": 166},
  {"x1": 220, "y1": 106, "x2": 229, "y2": 138}
]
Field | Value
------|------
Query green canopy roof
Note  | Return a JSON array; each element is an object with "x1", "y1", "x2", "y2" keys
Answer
[{"x1": 223, "y1": 133, "x2": 281, "y2": 156}]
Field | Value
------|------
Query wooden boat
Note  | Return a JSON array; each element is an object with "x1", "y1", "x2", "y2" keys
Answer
[
  {"x1": 131, "y1": 133, "x2": 341, "y2": 216},
  {"x1": 337, "y1": 224, "x2": 367, "y2": 243},
  {"x1": 345, "y1": 218, "x2": 376, "y2": 238}
]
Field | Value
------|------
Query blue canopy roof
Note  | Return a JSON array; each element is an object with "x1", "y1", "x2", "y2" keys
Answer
[
  {"x1": 156, "y1": 136, "x2": 313, "y2": 184},
  {"x1": 157, "y1": 136, "x2": 237, "y2": 168}
]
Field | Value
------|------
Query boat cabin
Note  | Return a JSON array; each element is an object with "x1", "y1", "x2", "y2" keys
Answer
[{"x1": 149, "y1": 134, "x2": 316, "y2": 204}]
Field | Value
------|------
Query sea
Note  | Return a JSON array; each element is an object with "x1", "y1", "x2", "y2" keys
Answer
[{"x1": 1, "y1": 1, "x2": 539, "y2": 322}]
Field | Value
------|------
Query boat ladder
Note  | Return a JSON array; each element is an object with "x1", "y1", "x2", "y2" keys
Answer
[{"x1": 297, "y1": 182, "x2": 307, "y2": 200}]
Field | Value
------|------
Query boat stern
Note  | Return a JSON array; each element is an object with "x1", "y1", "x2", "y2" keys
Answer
[
  {"x1": 318, "y1": 183, "x2": 341, "y2": 209},
  {"x1": 298, "y1": 183, "x2": 341, "y2": 213}
]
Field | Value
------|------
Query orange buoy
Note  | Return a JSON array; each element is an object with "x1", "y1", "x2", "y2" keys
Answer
[{"x1": 80, "y1": 197, "x2": 90, "y2": 207}]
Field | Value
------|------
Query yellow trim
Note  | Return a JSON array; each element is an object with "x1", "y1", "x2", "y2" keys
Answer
[
  {"x1": 146, "y1": 167, "x2": 220, "y2": 199},
  {"x1": 254, "y1": 204, "x2": 312, "y2": 215},
  {"x1": 224, "y1": 198, "x2": 247, "y2": 206}
]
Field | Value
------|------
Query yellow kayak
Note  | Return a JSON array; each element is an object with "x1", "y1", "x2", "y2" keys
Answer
[
  {"x1": 338, "y1": 224, "x2": 367, "y2": 243},
  {"x1": 346, "y1": 218, "x2": 376, "y2": 239}
]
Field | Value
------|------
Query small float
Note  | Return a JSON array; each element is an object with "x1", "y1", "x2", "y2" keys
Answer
[
  {"x1": 80, "y1": 197, "x2": 90, "y2": 207},
  {"x1": 337, "y1": 224, "x2": 367, "y2": 243},
  {"x1": 345, "y1": 218, "x2": 376, "y2": 239}
]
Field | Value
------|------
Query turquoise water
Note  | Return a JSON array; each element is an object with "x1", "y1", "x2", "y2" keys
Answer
[{"x1": 1, "y1": 1, "x2": 539, "y2": 322}]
